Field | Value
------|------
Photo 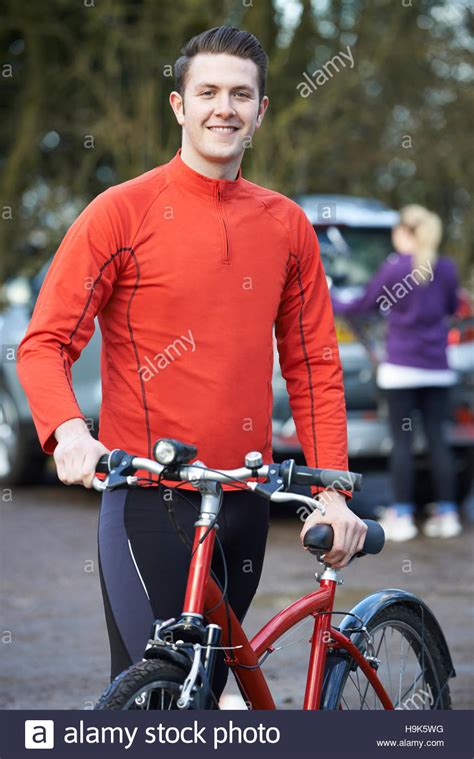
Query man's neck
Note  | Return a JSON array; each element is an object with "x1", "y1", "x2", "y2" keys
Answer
[{"x1": 180, "y1": 142, "x2": 242, "y2": 181}]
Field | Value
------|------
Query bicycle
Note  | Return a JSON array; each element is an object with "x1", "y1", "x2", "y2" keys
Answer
[{"x1": 92, "y1": 438, "x2": 455, "y2": 710}]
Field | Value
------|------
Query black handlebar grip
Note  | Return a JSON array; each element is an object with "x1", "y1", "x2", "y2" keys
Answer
[
  {"x1": 95, "y1": 454, "x2": 110, "y2": 474},
  {"x1": 292, "y1": 465, "x2": 363, "y2": 492},
  {"x1": 358, "y1": 519, "x2": 385, "y2": 555},
  {"x1": 319, "y1": 468, "x2": 363, "y2": 492},
  {"x1": 303, "y1": 524, "x2": 334, "y2": 552},
  {"x1": 303, "y1": 519, "x2": 385, "y2": 557},
  {"x1": 95, "y1": 450, "x2": 129, "y2": 474}
]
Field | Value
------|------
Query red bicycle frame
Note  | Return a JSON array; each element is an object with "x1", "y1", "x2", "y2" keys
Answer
[{"x1": 182, "y1": 515, "x2": 394, "y2": 710}]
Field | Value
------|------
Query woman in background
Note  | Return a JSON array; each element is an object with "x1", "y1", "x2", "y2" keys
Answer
[{"x1": 332, "y1": 205, "x2": 461, "y2": 541}]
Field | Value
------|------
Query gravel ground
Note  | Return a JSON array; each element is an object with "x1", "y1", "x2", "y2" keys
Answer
[{"x1": 1, "y1": 482, "x2": 473, "y2": 710}]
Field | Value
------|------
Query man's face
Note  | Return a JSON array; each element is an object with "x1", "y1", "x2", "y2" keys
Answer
[{"x1": 170, "y1": 53, "x2": 268, "y2": 165}]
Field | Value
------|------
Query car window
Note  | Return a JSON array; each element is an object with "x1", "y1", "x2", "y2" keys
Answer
[{"x1": 316, "y1": 226, "x2": 393, "y2": 287}]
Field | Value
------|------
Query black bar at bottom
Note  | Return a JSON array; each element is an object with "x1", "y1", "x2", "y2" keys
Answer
[{"x1": 0, "y1": 708, "x2": 471, "y2": 758}]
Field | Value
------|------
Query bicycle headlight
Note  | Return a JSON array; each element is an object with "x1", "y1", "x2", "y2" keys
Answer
[
  {"x1": 154, "y1": 439, "x2": 177, "y2": 465},
  {"x1": 153, "y1": 437, "x2": 198, "y2": 466}
]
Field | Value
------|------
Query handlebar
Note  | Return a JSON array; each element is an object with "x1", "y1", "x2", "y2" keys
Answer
[
  {"x1": 93, "y1": 452, "x2": 271, "y2": 486},
  {"x1": 92, "y1": 446, "x2": 363, "y2": 516},
  {"x1": 93, "y1": 451, "x2": 362, "y2": 491},
  {"x1": 92, "y1": 446, "x2": 384, "y2": 557}
]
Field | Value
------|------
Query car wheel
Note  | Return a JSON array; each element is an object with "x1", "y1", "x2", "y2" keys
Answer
[{"x1": 0, "y1": 386, "x2": 46, "y2": 486}]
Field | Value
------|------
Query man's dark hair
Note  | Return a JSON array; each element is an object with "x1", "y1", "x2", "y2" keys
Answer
[{"x1": 174, "y1": 26, "x2": 268, "y2": 102}]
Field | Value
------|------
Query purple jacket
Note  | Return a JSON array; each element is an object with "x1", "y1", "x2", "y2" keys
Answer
[{"x1": 331, "y1": 252, "x2": 459, "y2": 370}]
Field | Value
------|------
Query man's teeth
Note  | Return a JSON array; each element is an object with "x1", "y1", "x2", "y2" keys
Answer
[{"x1": 209, "y1": 127, "x2": 237, "y2": 133}]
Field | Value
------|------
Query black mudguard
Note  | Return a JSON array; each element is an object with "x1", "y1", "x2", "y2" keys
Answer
[{"x1": 320, "y1": 588, "x2": 455, "y2": 710}]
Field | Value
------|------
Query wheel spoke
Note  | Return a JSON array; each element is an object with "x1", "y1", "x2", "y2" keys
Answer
[
  {"x1": 334, "y1": 616, "x2": 444, "y2": 712},
  {"x1": 355, "y1": 669, "x2": 366, "y2": 709},
  {"x1": 358, "y1": 666, "x2": 370, "y2": 709},
  {"x1": 381, "y1": 629, "x2": 394, "y2": 700},
  {"x1": 397, "y1": 632, "x2": 407, "y2": 707},
  {"x1": 394, "y1": 669, "x2": 427, "y2": 709},
  {"x1": 347, "y1": 669, "x2": 369, "y2": 709}
]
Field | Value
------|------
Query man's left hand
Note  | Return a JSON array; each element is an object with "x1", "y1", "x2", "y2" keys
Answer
[{"x1": 299, "y1": 490, "x2": 367, "y2": 568}]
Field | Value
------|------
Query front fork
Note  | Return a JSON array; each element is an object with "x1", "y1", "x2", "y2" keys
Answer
[
  {"x1": 179, "y1": 623, "x2": 222, "y2": 709},
  {"x1": 143, "y1": 616, "x2": 223, "y2": 708},
  {"x1": 144, "y1": 482, "x2": 225, "y2": 708}
]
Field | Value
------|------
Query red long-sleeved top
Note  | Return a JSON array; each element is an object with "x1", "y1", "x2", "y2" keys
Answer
[{"x1": 17, "y1": 149, "x2": 350, "y2": 494}]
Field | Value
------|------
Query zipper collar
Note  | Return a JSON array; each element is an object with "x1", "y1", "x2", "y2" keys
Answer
[{"x1": 167, "y1": 148, "x2": 243, "y2": 199}]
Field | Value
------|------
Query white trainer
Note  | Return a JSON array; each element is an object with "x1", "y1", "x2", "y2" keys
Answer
[
  {"x1": 422, "y1": 511, "x2": 462, "y2": 538},
  {"x1": 378, "y1": 508, "x2": 418, "y2": 542},
  {"x1": 218, "y1": 693, "x2": 248, "y2": 710}
]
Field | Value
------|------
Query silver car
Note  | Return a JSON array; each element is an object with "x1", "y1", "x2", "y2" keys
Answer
[
  {"x1": 272, "y1": 195, "x2": 474, "y2": 508},
  {"x1": 0, "y1": 262, "x2": 102, "y2": 484}
]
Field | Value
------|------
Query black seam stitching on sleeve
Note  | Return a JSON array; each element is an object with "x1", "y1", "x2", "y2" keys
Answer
[
  {"x1": 60, "y1": 246, "x2": 154, "y2": 480},
  {"x1": 289, "y1": 252, "x2": 318, "y2": 467},
  {"x1": 263, "y1": 359, "x2": 273, "y2": 457},
  {"x1": 125, "y1": 249, "x2": 154, "y2": 477},
  {"x1": 265, "y1": 249, "x2": 295, "y2": 456},
  {"x1": 59, "y1": 345, "x2": 74, "y2": 394},
  {"x1": 68, "y1": 247, "x2": 127, "y2": 342}
]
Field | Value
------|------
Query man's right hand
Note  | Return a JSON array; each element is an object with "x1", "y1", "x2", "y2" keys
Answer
[{"x1": 53, "y1": 418, "x2": 109, "y2": 489}]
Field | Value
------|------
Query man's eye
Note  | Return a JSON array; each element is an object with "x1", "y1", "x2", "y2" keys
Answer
[
  {"x1": 235, "y1": 92, "x2": 249, "y2": 98},
  {"x1": 201, "y1": 91, "x2": 214, "y2": 96}
]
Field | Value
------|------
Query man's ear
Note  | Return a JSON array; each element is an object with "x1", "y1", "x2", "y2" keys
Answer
[
  {"x1": 169, "y1": 91, "x2": 185, "y2": 125},
  {"x1": 255, "y1": 95, "x2": 269, "y2": 129}
]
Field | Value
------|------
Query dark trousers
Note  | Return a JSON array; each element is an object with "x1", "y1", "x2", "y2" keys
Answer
[
  {"x1": 385, "y1": 386, "x2": 455, "y2": 505},
  {"x1": 97, "y1": 484, "x2": 270, "y2": 701}
]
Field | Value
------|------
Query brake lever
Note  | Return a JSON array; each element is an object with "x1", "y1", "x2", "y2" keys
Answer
[
  {"x1": 92, "y1": 474, "x2": 138, "y2": 492},
  {"x1": 251, "y1": 463, "x2": 285, "y2": 498},
  {"x1": 92, "y1": 476, "x2": 108, "y2": 492},
  {"x1": 269, "y1": 490, "x2": 326, "y2": 515},
  {"x1": 93, "y1": 451, "x2": 138, "y2": 492}
]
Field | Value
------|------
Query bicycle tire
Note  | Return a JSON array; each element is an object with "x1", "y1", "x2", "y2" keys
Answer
[
  {"x1": 94, "y1": 658, "x2": 198, "y2": 710},
  {"x1": 321, "y1": 604, "x2": 452, "y2": 710}
]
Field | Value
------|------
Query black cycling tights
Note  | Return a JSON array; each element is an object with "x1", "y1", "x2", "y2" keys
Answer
[
  {"x1": 97, "y1": 484, "x2": 270, "y2": 702},
  {"x1": 385, "y1": 386, "x2": 455, "y2": 504}
]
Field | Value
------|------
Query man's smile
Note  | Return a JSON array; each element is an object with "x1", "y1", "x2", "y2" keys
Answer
[{"x1": 206, "y1": 126, "x2": 240, "y2": 134}]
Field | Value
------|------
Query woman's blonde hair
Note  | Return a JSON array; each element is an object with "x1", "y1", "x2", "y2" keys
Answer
[{"x1": 399, "y1": 204, "x2": 442, "y2": 284}]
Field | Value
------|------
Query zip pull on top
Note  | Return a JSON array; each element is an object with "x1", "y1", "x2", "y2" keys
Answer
[{"x1": 215, "y1": 185, "x2": 230, "y2": 264}]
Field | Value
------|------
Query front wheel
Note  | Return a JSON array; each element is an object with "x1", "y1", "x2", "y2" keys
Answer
[
  {"x1": 95, "y1": 659, "x2": 194, "y2": 710},
  {"x1": 321, "y1": 604, "x2": 452, "y2": 710}
]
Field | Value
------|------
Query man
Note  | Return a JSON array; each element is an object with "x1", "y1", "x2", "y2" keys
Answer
[{"x1": 17, "y1": 26, "x2": 366, "y2": 700}]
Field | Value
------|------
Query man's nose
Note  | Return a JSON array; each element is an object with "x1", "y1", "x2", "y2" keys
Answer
[{"x1": 213, "y1": 95, "x2": 237, "y2": 118}]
